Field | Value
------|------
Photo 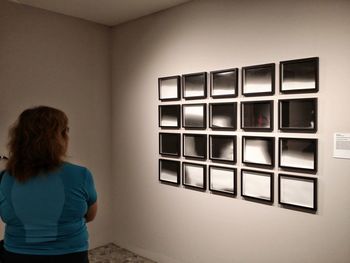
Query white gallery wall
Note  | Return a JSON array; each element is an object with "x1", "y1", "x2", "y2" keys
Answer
[
  {"x1": 111, "y1": 0, "x2": 350, "y2": 262},
  {"x1": 0, "y1": 0, "x2": 113, "y2": 248}
]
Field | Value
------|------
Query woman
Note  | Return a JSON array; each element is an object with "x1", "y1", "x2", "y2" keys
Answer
[{"x1": 0, "y1": 106, "x2": 97, "y2": 263}]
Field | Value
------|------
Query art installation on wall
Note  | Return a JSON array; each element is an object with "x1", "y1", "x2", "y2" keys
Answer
[{"x1": 158, "y1": 57, "x2": 319, "y2": 212}]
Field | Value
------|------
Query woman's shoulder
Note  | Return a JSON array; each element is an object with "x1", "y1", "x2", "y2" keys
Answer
[
  {"x1": 61, "y1": 162, "x2": 91, "y2": 176},
  {"x1": 59, "y1": 162, "x2": 94, "y2": 187}
]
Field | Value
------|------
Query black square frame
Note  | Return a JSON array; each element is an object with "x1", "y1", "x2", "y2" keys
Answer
[
  {"x1": 158, "y1": 104, "x2": 180, "y2": 129},
  {"x1": 209, "y1": 165, "x2": 237, "y2": 196},
  {"x1": 182, "y1": 162, "x2": 207, "y2": 190},
  {"x1": 159, "y1": 133, "x2": 181, "y2": 157},
  {"x1": 159, "y1": 159, "x2": 180, "y2": 185},
  {"x1": 241, "y1": 100, "x2": 274, "y2": 131},
  {"x1": 209, "y1": 135, "x2": 236, "y2": 164},
  {"x1": 182, "y1": 133, "x2": 207, "y2": 160},
  {"x1": 278, "y1": 98, "x2": 317, "y2": 133},
  {"x1": 241, "y1": 169, "x2": 274, "y2": 203},
  {"x1": 182, "y1": 72, "x2": 207, "y2": 100},
  {"x1": 209, "y1": 102, "x2": 237, "y2": 130},
  {"x1": 242, "y1": 136, "x2": 275, "y2": 168},
  {"x1": 278, "y1": 173, "x2": 317, "y2": 211},
  {"x1": 158, "y1": 75, "x2": 181, "y2": 101},
  {"x1": 278, "y1": 137, "x2": 318, "y2": 173},
  {"x1": 210, "y1": 68, "x2": 238, "y2": 98},
  {"x1": 280, "y1": 57, "x2": 319, "y2": 94},
  {"x1": 182, "y1": 103, "x2": 207, "y2": 129},
  {"x1": 242, "y1": 63, "x2": 275, "y2": 96}
]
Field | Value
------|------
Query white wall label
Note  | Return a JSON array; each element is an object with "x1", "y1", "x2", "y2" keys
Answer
[{"x1": 334, "y1": 133, "x2": 350, "y2": 159}]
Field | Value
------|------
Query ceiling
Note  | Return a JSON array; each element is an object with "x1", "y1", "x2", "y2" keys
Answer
[{"x1": 9, "y1": 0, "x2": 191, "y2": 26}]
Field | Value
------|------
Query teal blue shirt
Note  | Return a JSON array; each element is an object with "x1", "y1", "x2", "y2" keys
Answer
[{"x1": 0, "y1": 162, "x2": 97, "y2": 255}]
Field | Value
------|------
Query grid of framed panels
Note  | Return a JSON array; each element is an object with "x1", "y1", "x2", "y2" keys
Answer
[{"x1": 158, "y1": 57, "x2": 319, "y2": 212}]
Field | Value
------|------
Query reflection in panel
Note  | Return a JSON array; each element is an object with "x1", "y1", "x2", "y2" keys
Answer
[{"x1": 241, "y1": 101, "x2": 273, "y2": 131}]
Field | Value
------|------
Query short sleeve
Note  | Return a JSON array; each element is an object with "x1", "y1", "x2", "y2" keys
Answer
[
  {"x1": 0, "y1": 171, "x2": 6, "y2": 217},
  {"x1": 84, "y1": 168, "x2": 97, "y2": 206},
  {"x1": 0, "y1": 170, "x2": 5, "y2": 203}
]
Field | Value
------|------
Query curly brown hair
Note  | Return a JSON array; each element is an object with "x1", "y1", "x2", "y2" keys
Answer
[{"x1": 6, "y1": 106, "x2": 69, "y2": 182}]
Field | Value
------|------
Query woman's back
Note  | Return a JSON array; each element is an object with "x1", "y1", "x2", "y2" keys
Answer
[{"x1": 0, "y1": 162, "x2": 97, "y2": 255}]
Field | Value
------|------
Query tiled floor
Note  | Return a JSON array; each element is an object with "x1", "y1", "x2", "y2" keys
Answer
[{"x1": 89, "y1": 243, "x2": 156, "y2": 263}]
